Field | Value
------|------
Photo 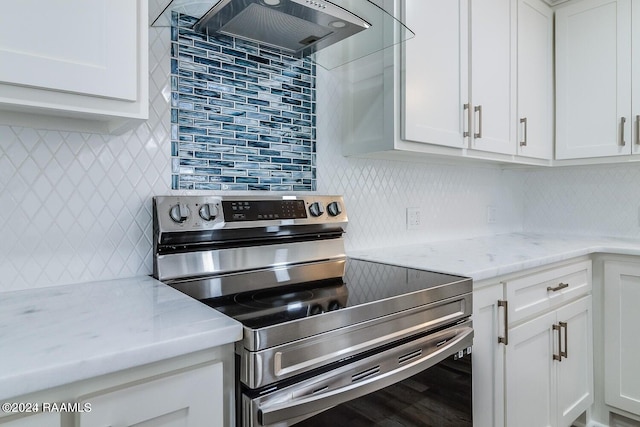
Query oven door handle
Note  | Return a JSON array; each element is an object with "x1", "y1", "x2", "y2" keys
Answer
[{"x1": 257, "y1": 326, "x2": 473, "y2": 426}]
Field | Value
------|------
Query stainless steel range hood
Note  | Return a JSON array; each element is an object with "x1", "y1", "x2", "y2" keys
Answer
[{"x1": 150, "y1": 0, "x2": 413, "y2": 69}]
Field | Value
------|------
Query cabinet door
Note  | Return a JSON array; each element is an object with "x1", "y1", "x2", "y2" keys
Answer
[
  {"x1": 505, "y1": 311, "x2": 556, "y2": 427},
  {"x1": 556, "y1": 296, "x2": 594, "y2": 427},
  {"x1": 517, "y1": 0, "x2": 553, "y2": 160},
  {"x1": 78, "y1": 362, "x2": 224, "y2": 427},
  {"x1": 0, "y1": 0, "x2": 137, "y2": 101},
  {"x1": 0, "y1": 0, "x2": 147, "y2": 134},
  {"x1": 401, "y1": 0, "x2": 468, "y2": 148},
  {"x1": 604, "y1": 261, "x2": 640, "y2": 415},
  {"x1": 632, "y1": 0, "x2": 640, "y2": 153},
  {"x1": 472, "y1": 284, "x2": 505, "y2": 427},
  {"x1": 469, "y1": 0, "x2": 516, "y2": 155},
  {"x1": 555, "y1": 0, "x2": 632, "y2": 159}
]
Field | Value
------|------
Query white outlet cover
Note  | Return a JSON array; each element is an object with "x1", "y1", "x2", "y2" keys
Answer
[
  {"x1": 407, "y1": 207, "x2": 421, "y2": 230},
  {"x1": 487, "y1": 206, "x2": 497, "y2": 224}
]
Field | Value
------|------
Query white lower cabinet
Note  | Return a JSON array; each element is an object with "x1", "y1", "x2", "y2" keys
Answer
[
  {"x1": 505, "y1": 309, "x2": 556, "y2": 427},
  {"x1": 505, "y1": 296, "x2": 593, "y2": 427},
  {"x1": 604, "y1": 260, "x2": 640, "y2": 416},
  {"x1": 0, "y1": 346, "x2": 233, "y2": 427},
  {"x1": 472, "y1": 284, "x2": 505, "y2": 427},
  {"x1": 78, "y1": 361, "x2": 223, "y2": 427},
  {"x1": 556, "y1": 298, "x2": 594, "y2": 427},
  {"x1": 473, "y1": 259, "x2": 594, "y2": 427}
]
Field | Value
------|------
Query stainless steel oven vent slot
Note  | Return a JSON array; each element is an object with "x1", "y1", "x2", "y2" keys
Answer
[
  {"x1": 398, "y1": 349, "x2": 422, "y2": 364},
  {"x1": 436, "y1": 339, "x2": 449, "y2": 348},
  {"x1": 311, "y1": 386, "x2": 328, "y2": 395},
  {"x1": 352, "y1": 366, "x2": 380, "y2": 383}
]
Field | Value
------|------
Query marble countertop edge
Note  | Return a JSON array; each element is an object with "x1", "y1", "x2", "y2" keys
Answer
[
  {"x1": 1, "y1": 324, "x2": 243, "y2": 401},
  {"x1": 0, "y1": 275, "x2": 243, "y2": 401},
  {"x1": 347, "y1": 233, "x2": 640, "y2": 282}
]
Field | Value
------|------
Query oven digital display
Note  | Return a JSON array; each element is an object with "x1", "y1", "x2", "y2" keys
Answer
[{"x1": 222, "y1": 200, "x2": 308, "y2": 221}]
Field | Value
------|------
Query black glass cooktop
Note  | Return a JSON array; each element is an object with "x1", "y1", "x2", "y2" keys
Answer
[{"x1": 201, "y1": 258, "x2": 469, "y2": 330}]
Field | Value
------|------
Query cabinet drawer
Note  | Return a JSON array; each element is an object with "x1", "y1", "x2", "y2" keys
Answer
[{"x1": 505, "y1": 260, "x2": 591, "y2": 323}]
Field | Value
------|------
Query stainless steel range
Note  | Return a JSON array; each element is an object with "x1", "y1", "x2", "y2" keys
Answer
[{"x1": 152, "y1": 195, "x2": 473, "y2": 427}]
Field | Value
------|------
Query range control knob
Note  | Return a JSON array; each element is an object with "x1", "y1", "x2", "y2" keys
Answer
[
  {"x1": 169, "y1": 203, "x2": 190, "y2": 223},
  {"x1": 327, "y1": 201, "x2": 342, "y2": 217},
  {"x1": 199, "y1": 203, "x2": 219, "y2": 221},
  {"x1": 327, "y1": 300, "x2": 342, "y2": 311},
  {"x1": 309, "y1": 304, "x2": 324, "y2": 316},
  {"x1": 308, "y1": 202, "x2": 325, "y2": 217}
]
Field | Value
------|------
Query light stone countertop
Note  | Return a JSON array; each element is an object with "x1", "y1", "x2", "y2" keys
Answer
[
  {"x1": 0, "y1": 275, "x2": 242, "y2": 401},
  {"x1": 348, "y1": 233, "x2": 640, "y2": 282},
  {"x1": 4, "y1": 233, "x2": 640, "y2": 401}
]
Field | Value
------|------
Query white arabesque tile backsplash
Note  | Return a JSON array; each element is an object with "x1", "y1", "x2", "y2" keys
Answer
[
  {"x1": 0, "y1": 28, "x2": 173, "y2": 292},
  {"x1": 2, "y1": 26, "x2": 635, "y2": 292},
  {"x1": 522, "y1": 163, "x2": 640, "y2": 238}
]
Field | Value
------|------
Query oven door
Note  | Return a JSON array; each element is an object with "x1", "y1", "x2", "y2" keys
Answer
[{"x1": 242, "y1": 320, "x2": 473, "y2": 427}]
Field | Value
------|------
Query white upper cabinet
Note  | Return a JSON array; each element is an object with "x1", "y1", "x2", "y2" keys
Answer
[
  {"x1": 403, "y1": 0, "x2": 517, "y2": 156},
  {"x1": 632, "y1": 0, "x2": 640, "y2": 153},
  {"x1": 0, "y1": 0, "x2": 149, "y2": 135},
  {"x1": 469, "y1": 0, "x2": 517, "y2": 156},
  {"x1": 517, "y1": 0, "x2": 553, "y2": 160},
  {"x1": 555, "y1": 0, "x2": 633, "y2": 159},
  {"x1": 343, "y1": 0, "x2": 553, "y2": 165},
  {"x1": 401, "y1": 0, "x2": 468, "y2": 149}
]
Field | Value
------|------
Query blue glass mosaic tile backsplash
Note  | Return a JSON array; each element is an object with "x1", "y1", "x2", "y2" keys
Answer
[{"x1": 171, "y1": 14, "x2": 317, "y2": 191}]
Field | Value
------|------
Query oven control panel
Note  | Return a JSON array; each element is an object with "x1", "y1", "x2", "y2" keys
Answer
[
  {"x1": 222, "y1": 199, "x2": 308, "y2": 222},
  {"x1": 154, "y1": 195, "x2": 347, "y2": 232}
]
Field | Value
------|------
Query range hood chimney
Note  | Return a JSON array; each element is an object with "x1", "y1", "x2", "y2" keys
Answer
[{"x1": 150, "y1": 0, "x2": 413, "y2": 69}]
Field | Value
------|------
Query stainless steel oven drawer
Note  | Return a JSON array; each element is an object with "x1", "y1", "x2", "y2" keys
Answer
[{"x1": 242, "y1": 319, "x2": 473, "y2": 427}]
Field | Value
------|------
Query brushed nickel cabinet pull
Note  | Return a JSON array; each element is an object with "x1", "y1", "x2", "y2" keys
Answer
[
  {"x1": 636, "y1": 115, "x2": 640, "y2": 145},
  {"x1": 463, "y1": 104, "x2": 471, "y2": 137},
  {"x1": 621, "y1": 117, "x2": 627, "y2": 146},
  {"x1": 474, "y1": 105, "x2": 483, "y2": 139},
  {"x1": 553, "y1": 323, "x2": 562, "y2": 361},
  {"x1": 559, "y1": 321, "x2": 568, "y2": 359},
  {"x1": 520, "y1": 117, "x2": 528, "y2": 147},
  {"x1": 547, "y1": 282, "x2": 569, "y2": 292},
  {"x1": 498, "y1": 300, "x2": 508, "y2": 345}
]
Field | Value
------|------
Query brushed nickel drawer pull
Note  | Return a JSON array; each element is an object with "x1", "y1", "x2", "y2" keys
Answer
[
  {"x1": 474, "y1": 105, "x2": 483, "y2": 139},
  {"x1": 547, "y1": 282, "x2": 569, "y2": 292},
  {"x1": 553, "y1": 323, "x2": 562, "y2": 361},
  {"x1": 498, "y1": 300, "x2": 508, "y2": 345},
  {"x1": 520, "y1": 117, "x2": 528, "y2": 147},
  {"x1": 559, "y1": 321, "x2": 568, "y2": 359},
  {"x1": 463, "y1": 104, "x2": 471, "y2": 137}
]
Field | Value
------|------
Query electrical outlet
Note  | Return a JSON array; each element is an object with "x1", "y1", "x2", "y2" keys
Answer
[
  {"x1": 487, "y1": 206, "x2": 497, "y2": 224},
  {"x1": 407, "y1": 207, "x2": 421, "y2": 230}
]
